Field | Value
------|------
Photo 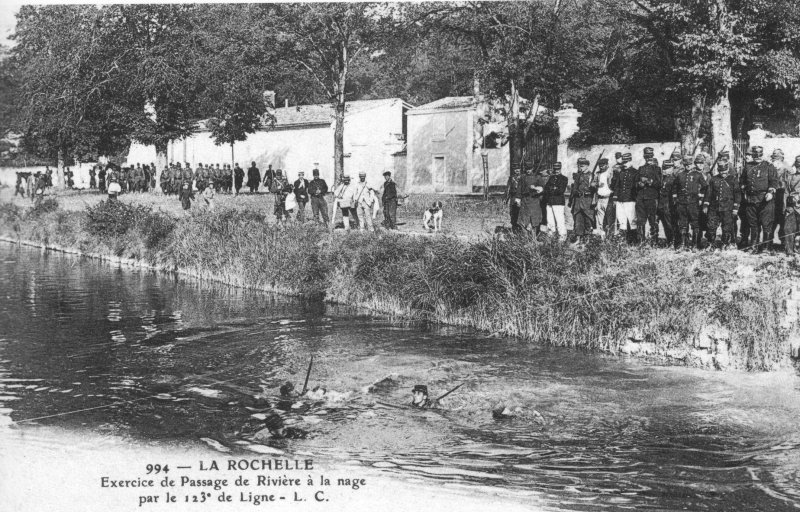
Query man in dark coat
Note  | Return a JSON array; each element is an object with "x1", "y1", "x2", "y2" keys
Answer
[
  {"x1": 234, "y1": 163, "x2": 244, "y2": 195},
  {"x1": 263, "y1": 164, "x2": 276, "y2": 192},
  {"x1": 783, "y1": 156, "x2": 800, "y2": 256},
  {"x1": 635, "y1": 147, "x2": 662, "y2": 245},
  {"x1": 516, "y1": 165, "x2": 546, "y2": 237},
  {"x1": 293, "y1": 170, "x2": 310, "y2": 222},
  {"x1": 308, "y1": 168, "x2": 329, "y2": 226},
  {"x1": 611, "y1": 152, "x2": 639, "y2": 243},
  {"x1": 505, "y1": 167, "x2": 522, "y2": 232},
  {"x1": 672, "y1": 155, "x2": 708, "y2": 249},
  {"x1": 381, "y1": 171, "x2": 399, "y2": 230},
  {"x1": 741, "y1": 146, "x2": 780, "y2": 251},
  {"x1": 703, "y1": 151, "x2": 740, "y2": 248},
  {"x1": 543, "y1": 162, "x2": 568, "y2": 240},
  {"x1": 658, "y1": 160, "x2": 678, "y2": 247},
  {"x1": 569, "y1": 157, "x2": 597, "y2": 243},
  {"x1": 247, "y1": 162, "x2": 261, "y2": 193}
]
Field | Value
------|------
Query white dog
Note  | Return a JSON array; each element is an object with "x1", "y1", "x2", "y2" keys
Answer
[{"x1": 422, "y1": 201, "x2": 444, "y2": 231}]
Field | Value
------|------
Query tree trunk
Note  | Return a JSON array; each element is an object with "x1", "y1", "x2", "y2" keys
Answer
[
  {"x1": 56, "y1": 146, "x2": 65, "y2": 189},
  {"x1": 155, "y1": 141, "x2": 168, "y2": 194},
  {"x1": 333, "y1": 102, "x2": 345, "y2": 183},
  {"x1": 677, "y1": 95, "x2": 705, "y2": 153},
  {"x1": 508, "y1": 80, "x2": 524, "y2": 173},
  {"x1": 710, "y1": 88, "x2": 733, "y2": 156},
  {"x1": 231, "y1": 143, "x2": 236, "y2": 196},
  {"x1": 473, "y1": 73, "x2": 485, "y2": 151}
]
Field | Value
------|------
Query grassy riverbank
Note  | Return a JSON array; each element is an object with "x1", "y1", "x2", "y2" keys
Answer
[{"x1": 1, "y1": 196, "x2": 798, "y2": 371}]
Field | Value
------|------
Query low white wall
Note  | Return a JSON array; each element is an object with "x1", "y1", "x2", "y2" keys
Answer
[{"x1": 0, "y1": 163, "x2": 98, "y2": 190}]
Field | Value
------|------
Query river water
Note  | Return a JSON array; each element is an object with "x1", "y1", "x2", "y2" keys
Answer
[{"x1": 1, "y1": 243, "x2": 799, "y2": 511}]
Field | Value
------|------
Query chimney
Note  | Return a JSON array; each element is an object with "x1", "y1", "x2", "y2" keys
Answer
[{"x1": 263, "y1": 90, "x2": 276, "y2": 109}]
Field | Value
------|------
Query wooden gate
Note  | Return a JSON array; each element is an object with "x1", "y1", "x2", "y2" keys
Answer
[{"x1": 523, "y1": 129, "x2": 558, "y2": 171}]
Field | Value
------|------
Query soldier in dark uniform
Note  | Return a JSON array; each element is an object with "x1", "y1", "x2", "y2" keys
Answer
[
  {"x1": 98, "y1": 166, "x2": 107, "y2": 192},
  {"x1": 611, "y1": 152, "x2": 638, "y2": 243},
  {"x1": 381, "y1": 171, "x2": 399, "y2": 229},
  {"x1": 273, "y1": 170, "x2": 291, "y2": 222},
  {"x1": 263, "y1": 164, "x2": 276, "y2": 192},
  {"x1": 179, "y1": 163, "x2": 193, "y2": 189},
  {"x1": 247, "y1": 162, "x2": 261, "y2": 194},
  {"x1": 505, "y1": 167, "x2": 522, "y2": 232},
  {"x1": 309, "y1": 168, "x2": 330, "y2": 226},
  {"x1": 771, "y1": 149, "x2": 791, "y2": 250},
  {"x1": 543, "y1": 162, "x2": 568, "y2": 240},
  {"x1": 703, "y1": 152, "x2": 740, "y2": 249},
  {"x1": 411, "y1": 385, "x2": 434, "y2": 409},
  {"x1": 672, "y1": 155, "x2": 707, "y2": 249},
  {"x1": 658, "y1": 160, "x2": 677, "y2": 247},
  {"x1": 234, "y1": 163, "x2": 244, "y2": 195},
  {"x1": 741, "y1": 146, "x2": 779, "y2": 252},
  {"x1": 88, "y1": 166, "x2": 96, "y2": 190},
  {"x1": 783, "y1": 156, "x2": 800, "y2": 256},
  {"x1": 159, "y1": 165, "x2": 171, "y2": 194},
  {"x1": 516, "y1": 165, "x2": 546, "y2": 237},
  {"x1": 635, "y1": 148, "x2": 662, "y2": 244},
  {"x1": 570, "y1": 157, "x2": 596, "y2": 243}
]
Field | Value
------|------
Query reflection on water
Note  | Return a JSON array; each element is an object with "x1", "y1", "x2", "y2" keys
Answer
[{"x1": 1, "y1": 244, "x2": 799, "y2": 510}]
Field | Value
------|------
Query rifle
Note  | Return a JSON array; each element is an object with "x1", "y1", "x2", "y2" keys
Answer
[
  {"x1": 434, "y1": 383, "x2": 464, "y2": 402},
  {"x1": 589, "y1": 150, "x2": 606, "y2": 208},
  {"x1": 709, "y1": 145, "x2": 727, "y2": 175},
  {"x1": 300, "y1": 356, "x2": 314, "y2": 395}
]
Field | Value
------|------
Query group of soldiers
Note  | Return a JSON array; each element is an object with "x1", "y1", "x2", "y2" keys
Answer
[
  {"x1": 506, "y1": 143, "x2": 799, "y2": 255},
  {"x1": 14, "y1": 167, "x2": 53, "y2": 203}
]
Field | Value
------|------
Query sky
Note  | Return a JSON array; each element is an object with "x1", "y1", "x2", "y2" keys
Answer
[{"x1": 0, "y1": 1, "x2": 26, "y2": 47}]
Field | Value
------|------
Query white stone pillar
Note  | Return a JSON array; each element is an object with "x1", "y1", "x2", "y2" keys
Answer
[
  {"x1": 748, "y1": 124, "x2": 766, "y2": 151},
  {"x1": 555, "y1": 106, "x2": 582, "y2": 167}
]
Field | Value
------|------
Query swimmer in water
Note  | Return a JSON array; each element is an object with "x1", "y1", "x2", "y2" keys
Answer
[{"x1": 411, "y1": 384, "x2": 434, "y2": 408}]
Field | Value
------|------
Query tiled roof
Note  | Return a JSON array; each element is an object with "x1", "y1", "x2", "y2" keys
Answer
[
  {"x1": 412, "y1": 96, "x2": 475, "y2": 111},
  {"x1": 196, "y1": 98, "x2": 409, "y2": 131},
  {"x1": 272, "y1": 98, "x2": 408, "y2": 128}
]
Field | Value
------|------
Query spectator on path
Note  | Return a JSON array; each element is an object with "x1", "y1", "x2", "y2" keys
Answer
[
  {"x1": 179, "y1": 182, "x2": 195, "y2": 211},
  {"x1": 234, "y1": 163, "x2": 244, "y2": 195},
  {"x1": 247, "y1": 161, "x2": 261, "y2": 193},
  {"x1": 308, "y1": 168, "x2": 329, "y2": 226},
  {"x1": 293, "y1": 170, "x2": 310, "y2": 222}
]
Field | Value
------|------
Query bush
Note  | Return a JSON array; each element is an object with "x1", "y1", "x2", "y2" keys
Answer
[
  {"x1": 85, "y1": 200, "x2": 149, "y2": 237},
  {"x1": 26, "y1": 198, "x2": 59, "y2": 218}
]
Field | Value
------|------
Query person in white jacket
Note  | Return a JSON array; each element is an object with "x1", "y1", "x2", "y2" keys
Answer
[
  {"x1": 353, "y1": 171, "x2": 378, "y2": 231},
  {"x1": 332, "y1": 175, "x2": 358, "y2": 230}
]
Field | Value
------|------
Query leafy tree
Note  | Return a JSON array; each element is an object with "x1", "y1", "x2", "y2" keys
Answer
[{"x1": 255, "y1": 3, "x2": 398, "y2": 182}]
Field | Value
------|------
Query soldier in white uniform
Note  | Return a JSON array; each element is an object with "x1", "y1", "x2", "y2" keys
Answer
[{"x1": 353, "y1": 171, "x2": 378, "y2": 231}]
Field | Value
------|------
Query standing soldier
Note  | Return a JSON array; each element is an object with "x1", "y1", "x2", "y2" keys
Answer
[
  {"x1": 180, "y1": 163, "x2": 193, "y2": 189},
  {"x1": 133, "y1": 164, "x2": 144, "y2": 192},
  {"x1": 658, "y1": 160, "x2": 677, "y2": 247},
  {"x1": 741, "y1": 146, "x2": 779, "y2": 252},
  {"x1": 89, "y1": 166, "x2": 97, "y2": 190},
  {"x1": 263, "y1": 164, "x2": 276, "y2": 192},
  {"x1": 294, "y1": 170, "x2": 310, "y2": 223},
  {"x1": 635, "y1": 147, "x2": 662, "y2": 245},
  {"x1": 593, "y1": 158, "x2": 613, "y2": 238},
  {"x1": 308, "y1": 168, "x2": 329, "y2": 226},
  {"x1": 703, "y1": 151, "x2": 740, "y2": 249},
  {"x1": 380, "y1": 171, "x2": 401, "y2": 230},
  {"x1": 273, "y1": 170, "x2": 292, "y2": 222},
  {"x1": 543, "y1": 162, "x2": 568, "y2": 240},
  {"x1": 247, "y1": 161, "x2": 261, "y2": 194},
  {"x1": 516, "y1": 165, "x2": 546, "y2": 238},
  {"x1": 504, "y1": 166, "x2": 522, "y2": 233},
  {"x1": 783, "y1": 156, "x2": 800, "y2": 256},
  {"x1": 611, "y1": 152, "x2": 638, "y2": 243},
  {"x1": 771, "y1": 149, "x2": 791, "y2": 249},
  {"x1": 569, "y1": 157, "x2": 596, "y2": 244},
  {"x1": 672, "y1": 155, "x2": 707, "y2": 250},
  {"x1": 159, "y1": 165, "x2": 171, "y2": 194},
  {"x1": 98, "y1": 166, "x2": 107, "y2": 193},
  {"x1": 234, "y1": 163, "x2": 244, "y2": 195}
]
